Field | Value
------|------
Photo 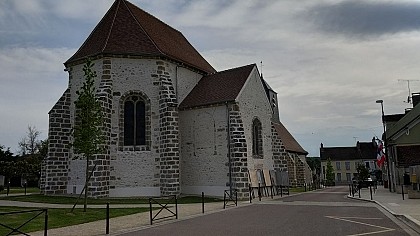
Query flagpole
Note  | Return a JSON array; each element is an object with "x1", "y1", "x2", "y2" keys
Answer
[{"x1": 376, "y1": 100, "x2": 392, "y2": 192}]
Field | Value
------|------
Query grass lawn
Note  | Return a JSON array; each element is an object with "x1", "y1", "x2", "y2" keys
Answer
[
  {"x1": 3, "y1": 194, "x2": 222, "y2": 205},
  {"x1": 0, "y1": 206, "x2": 147, "y2": 235},
  {"x1": 0, "y1": 187, "x2": 41, "y2": 195}
]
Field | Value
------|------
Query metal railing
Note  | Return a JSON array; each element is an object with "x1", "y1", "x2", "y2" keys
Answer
[
  {"x1": 149, "y1": 195, "x2": 178, "y2": 225},
  {"x1": 0, "y1": 208, "x2": 48, "y2": 236},
  {"x1": 223, "y1": 190, "x2": 237, "y2": 209}
]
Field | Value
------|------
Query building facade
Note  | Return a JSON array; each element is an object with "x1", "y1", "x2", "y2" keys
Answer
[{"x1": 320, "y1": 141, "x2": 378, "y2": 185}]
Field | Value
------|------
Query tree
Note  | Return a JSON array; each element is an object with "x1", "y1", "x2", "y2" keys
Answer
[
  {"x1": 72, "y1": 59, "x2": 104, "y2": 212},
  {"x1": 356, "y1": 163, "x2": 370, "y2": 181},
  {"x1": 325, "y1": 158, "x2": 335, "y2": 186},
  {"x1": 18, "y1": 125, "x2": 41, "y2": 156}
]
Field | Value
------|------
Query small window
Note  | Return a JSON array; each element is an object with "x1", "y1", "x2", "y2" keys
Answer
[
  {"x1": 124, "y1": 96, "x2": 146, "y2": 146},
  {"x1": 345, "y1": 162, "x2": 350, "y2": 170},
  {"x1": 336, "y1": 162, "x2": 341, "y2": 170},
  {"x1": 252, "y1": 118, "x2": 263, "y2": 158},
  {"x1": 346, "y1": 173, "x2": 351, "y2": 181}
]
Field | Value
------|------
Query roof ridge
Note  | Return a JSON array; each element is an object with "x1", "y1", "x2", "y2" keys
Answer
[
  {"x1": 65, "y1": 0, "x2": 120, "y2": 64},
  {"x1": 208, "y1": 63, "x2": 256, "y2": 76},
  {"x1": 102, "y1": 0, "x2": 121, "y2": 52},
  {"x1": 123, "y1": 0, "x2": 164, "y2": 55}
]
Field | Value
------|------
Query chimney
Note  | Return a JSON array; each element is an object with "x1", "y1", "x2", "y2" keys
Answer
[{"x1": 412, "y1": 92, "x2": 420, "y2": 107}]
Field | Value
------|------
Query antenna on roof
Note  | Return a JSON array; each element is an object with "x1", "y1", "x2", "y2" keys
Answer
[
  {"x1": 260, "y1": 61, "x2": 263, "y2": 78},
  {"x1": 398, "y1": 79, "x2": 419, "y2": 104}
]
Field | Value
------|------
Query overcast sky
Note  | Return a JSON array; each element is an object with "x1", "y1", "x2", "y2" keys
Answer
[{"x1": 1, "y1": 0, "x2": 420, "y2": 156}]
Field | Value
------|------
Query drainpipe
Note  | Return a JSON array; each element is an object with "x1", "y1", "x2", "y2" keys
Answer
[{"x1": 226, "y1": 102, "x2": 232, "y2": 195}]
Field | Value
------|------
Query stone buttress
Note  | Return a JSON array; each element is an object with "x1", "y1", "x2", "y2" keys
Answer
[
  {"x1": 228, "y1": 104, "x2": 249, "y2": 199},
  {"x1": 156, "y1": 61, "x2": 180, "y2": 196},
  {"x1": 41, "y1": 90, "x2": 71, "y2": 194}
]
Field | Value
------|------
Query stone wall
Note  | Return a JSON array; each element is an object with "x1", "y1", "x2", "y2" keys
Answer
[{"x1": 41, "y1": 89, "x2": 71, "y2": 195}]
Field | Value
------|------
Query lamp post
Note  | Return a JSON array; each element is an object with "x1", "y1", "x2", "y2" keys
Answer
[{"x1": 376, "y1": 100, "x2": 392, "y2": 192}]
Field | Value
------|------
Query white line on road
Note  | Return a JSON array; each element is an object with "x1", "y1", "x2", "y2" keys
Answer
[{"x1": 325, "y1": 216, "x2": 395, "y2": 236}]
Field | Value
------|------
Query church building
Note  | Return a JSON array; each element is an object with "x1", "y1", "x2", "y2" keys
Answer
[{"x1": 40, "y1": 0, "x2": 302, "y2": 199}]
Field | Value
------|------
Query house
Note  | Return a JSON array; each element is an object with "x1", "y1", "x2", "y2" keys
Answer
[
  {"x1": 384, "y1": 93, "x2": 420, "y2": 197},
  {"x1": 320, "y1": 140, "x2": 378, "y2": 185},
  {"x1": 40, "y1": 0, "x2": 294, "y2": 198},
  {"x1": 273, "y1": 122, "x2": 311, "y2": 187}
]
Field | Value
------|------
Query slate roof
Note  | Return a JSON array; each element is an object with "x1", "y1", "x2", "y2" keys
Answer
[
  {"x1": 179, "y1": 64, "x2": 256, "y2": 109},
  {"x1": 273, "y1": 122, "x2": 308, "y2": 155},
  {"x1": 65, "y1": 0, "x2": 215, "y2": 73},
  {"x1": 320, "y1": 147, "x2": 358, "y2": 161},
  {"x1": 320, "y1": 142, "x2": 376, "y2": 161}
]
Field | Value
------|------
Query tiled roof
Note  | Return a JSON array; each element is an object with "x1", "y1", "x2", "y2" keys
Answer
[
  {"x1": 320, "y1": 147, "x2": 358, "y2": 161},
  {"x1": 179, "y1": 64, "x2": 256, "y2": 109},
  {"x1": 273, "y1": 122, "x2": 308, "y2": 155},
  {"x1": 357, "y1": 142, "x2": 376, "y2": 160},
  {"x1": 65, "y1": 0, "x2": 215, "y2": 73},
  {"x1": 396, "y1": 145, "x2": 420, "y2": 167},
  {"x1": 320, "y1": 141, "x2": 376, "y2": 161}
]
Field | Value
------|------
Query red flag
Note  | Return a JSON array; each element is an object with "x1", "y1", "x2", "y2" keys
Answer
[{"x1": 377, "y1": 140, "x2": 386, "y2": 167}]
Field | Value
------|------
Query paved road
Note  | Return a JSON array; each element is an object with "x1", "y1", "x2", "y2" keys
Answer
[{"x1": 118, "y1": 187, "x2": 417, "y2": 236}]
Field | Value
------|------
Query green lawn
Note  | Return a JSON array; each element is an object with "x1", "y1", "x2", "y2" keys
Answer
[
  {"x1": 3, "y1": 194, "x2": 222, "y2": 205},
  {"x1": 0, "y1": 206, "x2": 147, "y2": 235},
  {"x1": 0, "y1": 187, "x2": 40, "y2": 195}
]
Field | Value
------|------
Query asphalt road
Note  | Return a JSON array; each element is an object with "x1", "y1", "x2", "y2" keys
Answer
[{"x1": 118, "y1": 186, "x2": 416, "y2": 236}]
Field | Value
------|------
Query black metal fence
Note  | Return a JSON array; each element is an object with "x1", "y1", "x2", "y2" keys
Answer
[
  {"x1": 223, "y1": 190, "x2": 237, "y2": 209},
  {"x1": 0, "y1": 208, "x2": 48, "y2": 236},
  {"x1": 149, "y1": 195, "x2": 178, "y2": 225}
]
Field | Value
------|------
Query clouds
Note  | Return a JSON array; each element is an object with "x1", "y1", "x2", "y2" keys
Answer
[
  {"x1": 2, "y1": 0, "x2": 420, "y2": 155},
  {"x1": 305, "y1": 0, "x2": 420, "y2": 38}
]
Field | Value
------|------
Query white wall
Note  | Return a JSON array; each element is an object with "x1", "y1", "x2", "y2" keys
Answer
[
  {"x1": 236, "y1": 68, "x2": 274, "y2": 172},
  {"x1": 179, "y1": 106, "x2": 229, "y2": 196}
]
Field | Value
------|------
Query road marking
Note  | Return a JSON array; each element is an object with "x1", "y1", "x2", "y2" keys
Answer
[
  {"x1": 388, "y1": 203, "x2": 400, "y2": 206},
  {"x1": 325, "y1": 216, "x2": 395, "y2": 236}
]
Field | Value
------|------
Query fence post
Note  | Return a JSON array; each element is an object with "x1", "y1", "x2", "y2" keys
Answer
[
  {"x1": 402, "y1": 185, "x2": 405, "y2": 200},
  {"x1": 235, "y1": 190, "x2": 238, "y2": 206},
  {"x1": 175, "y1": 195, "x2": 178, "y2": 219},
  {"x1": 202, "y1": 192, "x2": 204, "y2": 214},
  {"x1": 44, "y1": 209, "x2": 48, "y2": 236},
  {"x1": 149, "y1": 198, "x2": 153, "y2": 225},
  {"x1": 106, "y1": 202, "x2": 110, "y2": 234}
]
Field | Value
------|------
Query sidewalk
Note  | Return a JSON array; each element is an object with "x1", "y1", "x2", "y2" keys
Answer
[
  {"x1": 348, "y1": 185, "x2": 420, "y2": 234},
  {"x1": 0, "y1": 196, "x2": 253, "y2": 236}
]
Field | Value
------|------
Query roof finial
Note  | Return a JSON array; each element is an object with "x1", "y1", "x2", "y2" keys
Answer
[{"x1": 260, "y1": 61, "x2": 263, "y2": 78}]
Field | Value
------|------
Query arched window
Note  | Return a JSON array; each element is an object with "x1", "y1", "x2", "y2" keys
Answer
[
  {"x1": 124, "y1": 96, "x2": 145, "y2": 146},
  {"x1": 252, "y1": 118, "x2": 263, "y2": 158}
]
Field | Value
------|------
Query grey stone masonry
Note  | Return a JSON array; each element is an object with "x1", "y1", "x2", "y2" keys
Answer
[
  {"x1": 89, "y1": 58, "x2": 113, "y2": 197},
  {"x1": 41, "y1": 89, "x2": 71, "y2": 195},
  {"x1": 228, "y1": 103, "x2": 249, "y2": 199},
  {"x1": 156, "y1": 61, "x2": 180, "y2": 196},
  {"x1": 271, "y1": 123, "x2": 288, "y2": 173}
]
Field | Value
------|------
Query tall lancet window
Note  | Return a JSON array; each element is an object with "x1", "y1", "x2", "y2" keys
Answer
[
  {"x1": 124, "y1": 96, "x2": 145, "y2": 146},
  {"x1": 252, "y1": 118, "x2": 263, "y2": 158}
]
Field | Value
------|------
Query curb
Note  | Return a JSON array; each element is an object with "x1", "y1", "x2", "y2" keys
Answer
[{"x1": 347, "y1": 195, "x2": 420, "y2": 234}]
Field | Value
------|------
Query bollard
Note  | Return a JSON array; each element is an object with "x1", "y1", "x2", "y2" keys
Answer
[
  {"x1": 402, "y1": 185, "x2": 405, "y2": 200},
  {"x1": 358, "y1": 185, "x2": 361, "y2": 198},
  {"x1": 44, "y1": 209, "x2": 48, "y2": 236},
  {"x1": 349, "y1": 184, "x2": 351, "y2": 195},
  {"x1": 202, "y1": 192, "x2": 204, "y2": 214},
  {"x1": 369, "y1": 185, "x2": 373, "y2": 200},
  {"x1": 106, "y1": 202, "x2": 110, "y2": 234}
]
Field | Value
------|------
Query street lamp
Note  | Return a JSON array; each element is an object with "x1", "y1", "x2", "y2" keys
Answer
[{"x1": 376, "y1": 99, "x2": 392, "y2": 192}]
